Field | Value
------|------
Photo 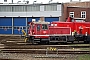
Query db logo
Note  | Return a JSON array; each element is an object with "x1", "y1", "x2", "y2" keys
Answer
[
  {"x1": 18, "y1": 28, "x2": 20, "y2": 32},
  {"x1": 4, "y1": 28, "x2": 7, "y2": 31},
  {"x1": 43, "y1": 31, "x2": 46, "y2": 33}
]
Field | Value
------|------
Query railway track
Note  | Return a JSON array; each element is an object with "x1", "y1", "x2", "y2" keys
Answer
[
  {"x1": 0, "y1": 48, "x2": 90, "y2": 54},
  {"x1": 0, "y1": 44, "x2": 90, "y2": 54},
  {"x1": 1, "y1": 45, "x2": 90, "y2": 49},
  {"x1": 0, "y1": 35, "x2": 90, "y2": 55},
  {"x1": 0, "y1": 58, "x2": 20, "y2": 60}
]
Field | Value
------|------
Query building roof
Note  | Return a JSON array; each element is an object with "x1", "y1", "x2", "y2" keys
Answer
[
  {"x1": 0, "y1": 2, "x2": 62, "y2": 6},
  {"x1": 67, "y1": 6, "x2": 90, "y2": 8}
]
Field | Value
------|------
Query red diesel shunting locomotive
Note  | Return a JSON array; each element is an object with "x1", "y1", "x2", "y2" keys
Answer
[{"x1": 25, "y1": 17, "x2": 90, "y2": 44}]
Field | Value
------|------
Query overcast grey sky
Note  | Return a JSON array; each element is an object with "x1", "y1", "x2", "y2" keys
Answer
[{"x1": 13, "y1": 0, "x2": 90, "y2": 4}]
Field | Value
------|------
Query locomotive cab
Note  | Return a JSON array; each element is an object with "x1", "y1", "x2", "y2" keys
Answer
[{"x1": 28, "y1": 20, "x2": 50, "y2": 44}]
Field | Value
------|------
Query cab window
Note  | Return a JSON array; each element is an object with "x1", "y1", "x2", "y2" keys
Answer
[
  {"x1": 37, "y1": 24, "x2": 40, "y2": 31},
  {"x1": 42, "y1": 24, "x2": 48, "y2": 30}
]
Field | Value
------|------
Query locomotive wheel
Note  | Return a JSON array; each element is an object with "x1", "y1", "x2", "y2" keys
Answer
[
  {"x1": 39, "y1": 41, "x2": 49, "y2": 45},
  {"x1": 84, "y1": 41, "x2": 87, "y2": 44},
  {"x1": 63, "y1": 42, "x2": 67, "y2": 44},
  {"x1": 72, "y1": 41, "x2": 74, "y2": 43},
  {"x1": 39, "y1": 38, "x2": 50, "y2": 45},
  {"x1": 84, "y1": 41, "x2": 90, "y2": 44},
  {"x1": 46, "y1": 41, "x2": 49, "y2": 44}
]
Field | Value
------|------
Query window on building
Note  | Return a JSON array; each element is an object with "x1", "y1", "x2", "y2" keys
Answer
[
  {"x1": 44, "y1": 4, "x2": 57, "y2": 11},
  {"x1": 4, "y1": 0, "x2": 7, "y2": 2},
  {"x1": 81, "y1": 11, "x2": 86, "y2": 18},
  {"x1": 27, "y1": 5, "x2": 40, "y2": 11},
  {"x1": 69, "y1": 12, "x2": 74, "y2": 18},
  {"x1": 0, "y1": 6, "x2": 12, "y2": 12},
  {"x1": 13, "y1": 6, "x2": 26, "y2": 12}
]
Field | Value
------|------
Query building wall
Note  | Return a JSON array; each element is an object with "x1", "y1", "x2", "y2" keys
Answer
[
  {"x1": 0, "y1": 3, "x2": 62, "y2": 17},
  {"x1": 63, "y1": 1, "x2": 90, "y2": 21},
  {"x1": 0, "y1": 3, "x2": 62, "y2": 34},
  {"x1": 67, "y1": 7, "x2": 90, "y2": 21},
  {"x1": 0, "y1": 11, "x2": 61, "y2": 17},
  {"x1": 0, "y1": 0, "x2": 12, "y2": 3}
]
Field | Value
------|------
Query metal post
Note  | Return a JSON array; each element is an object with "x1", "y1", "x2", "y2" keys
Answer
[
  {"x1": 46, "y1": 49, "x2": 47, "y2": 55},
  {"x1": 12, "y1": 17, "x2": 14, "y2": 34},
  {"x1": 26, "y1": 17, "x2": 28, "y2": 36},
  {"x1": 46, "y1": 47, "x2": 49, "y2": 55},
  {"x1": 79, "y1": 0, "x2": 81, "y2": 1},
  {"x1": 12, "y1": 0, "x2": 13, "y2": 3},
  {"x1": 57, "y1": 49, "x2": 58, "y2": 55},
  {"x1": 70, "y1": 0, "x2": 72, "y2": 2}
]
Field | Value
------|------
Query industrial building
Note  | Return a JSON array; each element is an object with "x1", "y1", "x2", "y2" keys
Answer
[
  {"x1": 0, "y1": 0, "x2": 12, "y2": 3},
  {"x1": 0, "y1": 2, "x2": 62, "y2": 34},
  {"x1": 63, "y1": 1, "x2": 90, "y2": 21},
  {"x1": 1, "y1": 0, "x2": 90, "y2": 35},
  {"x1": 67, "y1": 6, "x2": 90, "y2": 22}
]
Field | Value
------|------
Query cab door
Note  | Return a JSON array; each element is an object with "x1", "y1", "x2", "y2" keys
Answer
[{"x1": 36, "y1": 24, "x2": 41, "y2": 35}]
